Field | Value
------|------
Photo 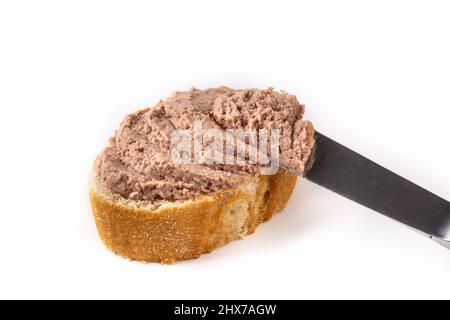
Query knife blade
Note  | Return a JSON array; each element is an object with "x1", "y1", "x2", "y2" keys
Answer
[{"x1": 289, "y1": 131, "x2": 450, "y2": 249}]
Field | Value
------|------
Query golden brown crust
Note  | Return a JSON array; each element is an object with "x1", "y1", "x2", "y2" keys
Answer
[{"x1": 89, "y1": 170, "x2": 297, "y2": 263}]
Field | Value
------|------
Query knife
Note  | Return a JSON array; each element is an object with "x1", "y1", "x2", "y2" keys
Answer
[{"x1": 284, "y1": 131, "x2": 450, "y2": 249}]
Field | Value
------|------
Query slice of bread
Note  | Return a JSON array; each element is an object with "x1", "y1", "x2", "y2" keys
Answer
[{"x1": 89, "y1": 168, "x2": 297, "y2": 264}]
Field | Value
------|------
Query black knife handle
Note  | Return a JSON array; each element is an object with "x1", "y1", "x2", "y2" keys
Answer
[{"x1": 305, "y1": 132, "x2": 450, "y2": 247}]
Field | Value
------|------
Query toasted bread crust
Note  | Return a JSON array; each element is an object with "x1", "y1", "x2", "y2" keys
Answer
[{"x1": 89, "y1": 169, "x2": 297, "y2": 263}]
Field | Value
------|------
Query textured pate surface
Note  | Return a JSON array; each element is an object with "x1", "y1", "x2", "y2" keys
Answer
[{"x1": 95, "y1": 87, "x2": 315, "y2": 201}]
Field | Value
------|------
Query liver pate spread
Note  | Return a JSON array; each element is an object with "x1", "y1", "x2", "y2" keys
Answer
[{"x1": 95, "y1": 87, "x2": 315, "y2": 201}]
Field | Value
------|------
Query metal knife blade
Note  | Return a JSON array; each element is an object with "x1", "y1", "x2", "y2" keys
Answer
[{"x1": 293, "y1": 131, "x2": 450, "y2": 249}]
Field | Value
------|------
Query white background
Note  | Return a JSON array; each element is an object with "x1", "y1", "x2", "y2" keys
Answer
[{"x1": 0, "y1": 0, "x2": 449, "y2": 300}]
